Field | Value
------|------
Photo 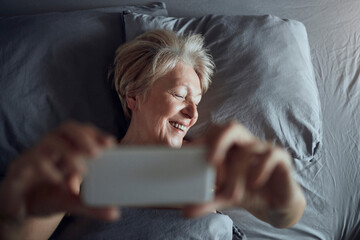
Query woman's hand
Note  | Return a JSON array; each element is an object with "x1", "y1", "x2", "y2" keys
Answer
[
  {"x1": 184, "y1": 122, "x2": 306, "y2": 228},
  {"x1": 0, "y1": 121, "x2": 120, "y2": 224}
]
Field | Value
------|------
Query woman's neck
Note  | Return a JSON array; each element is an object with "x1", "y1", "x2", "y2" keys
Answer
[{"x1": 120, "y1": 118, "x2": 151, "y2": 145}]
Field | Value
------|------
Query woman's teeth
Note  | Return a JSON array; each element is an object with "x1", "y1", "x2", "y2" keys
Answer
[{"x1": 170, "y1": 121, "x2": 186, "y2": 131}]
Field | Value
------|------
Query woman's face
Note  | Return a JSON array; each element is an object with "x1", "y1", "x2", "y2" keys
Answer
[{"x1": 133, "y1": 62, "x2": 202, "y2": 148}]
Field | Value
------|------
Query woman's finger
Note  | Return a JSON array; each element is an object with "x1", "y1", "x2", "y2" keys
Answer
[
  {"x1": 75, "y1": 206, "x2": 121, "y2": 222},
  {"x1": 183, "y1": 195, "x2": 233, "y2": 218},
  {"x1": 195, "y1": 147, "x2": 254, "y2": 215},
  {"x1": 35, "y1": 137, "x2": 87, "y2": 179},
  {"x1": 249, "y1": 147, "x2": 292, "y2": 189},
  {"x1": 216, "y1": 147, "x2": 248, "y2": 200},
  {"x1": 59, "y1": 193, "x2": 121, "y2": 221},
  {"x1": 32, "y1": 155, "x2": 64, "y2": 184},
  {"x1": 206, "y1": 122, "x2": 256, "y2": 165},
  {"x1": 37, "y1": 132, "x2": 78, "y2": 161},
  {"x1": 57, "y1": 121, "x2": 100, "y2": 156},
  {"x1": 58, "y1": 121, "x2": 116, "y2": 156}
]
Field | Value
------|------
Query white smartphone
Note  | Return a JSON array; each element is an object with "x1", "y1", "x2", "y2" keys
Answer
[{"x1": 81, "y1": 146, "x2": 215, "y2": 207}]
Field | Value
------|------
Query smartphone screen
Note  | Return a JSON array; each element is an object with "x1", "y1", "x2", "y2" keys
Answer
[{"x1": 81, "y1": 146, "x2": 215, "y2": 207}]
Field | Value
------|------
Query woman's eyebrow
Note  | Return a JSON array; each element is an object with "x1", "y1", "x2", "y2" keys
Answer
[
  {"x1": 176, "y1": 83, "x2": 202, "y2": 96},
  {"x1": 191, "y1": 90, "x2": 202, "y2": 97}
]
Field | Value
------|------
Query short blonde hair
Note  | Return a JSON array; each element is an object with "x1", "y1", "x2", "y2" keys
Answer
[{"x1": 112, "y1": 29, "x2": 215, "y2": 119}]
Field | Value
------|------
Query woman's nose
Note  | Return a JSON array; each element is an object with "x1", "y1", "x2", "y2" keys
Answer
[{"x1": 182, "y1": 101, "x2": 198, "y2": 120}]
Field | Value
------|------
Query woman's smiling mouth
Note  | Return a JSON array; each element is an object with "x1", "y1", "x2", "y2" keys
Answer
[{"x1": 169, "y1": 121, "x2": 187, "y2": 131}]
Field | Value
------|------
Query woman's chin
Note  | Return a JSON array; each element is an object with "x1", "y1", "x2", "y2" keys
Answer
[{"x1": 168, "y1": 137, "x2": 183, "y2": 148}]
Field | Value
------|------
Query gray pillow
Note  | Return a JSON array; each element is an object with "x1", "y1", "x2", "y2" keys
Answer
[
  {"x1": 123, "y1": 12, "x2": 322, "y2": 163},
  {"x1": 0, "y1": 3, "x2": 167, "y2": 178}
]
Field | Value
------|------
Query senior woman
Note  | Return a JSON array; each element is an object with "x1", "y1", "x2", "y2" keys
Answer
[{"x1": 0, "y1": 29, "x2": 306, "y2": 240}]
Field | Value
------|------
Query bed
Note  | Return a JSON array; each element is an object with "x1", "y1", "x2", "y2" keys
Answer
[{"x1": 0, "y1": 1, "x2": 359, "y2": 239}]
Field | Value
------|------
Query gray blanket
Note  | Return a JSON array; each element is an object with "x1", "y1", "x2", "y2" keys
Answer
[{"x1": 52, "y1": 208, "x2": 245, "y2": 240}]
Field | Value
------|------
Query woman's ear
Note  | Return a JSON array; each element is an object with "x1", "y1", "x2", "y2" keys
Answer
[{"x1": 126, "y1": 94, "x2": 138, "y2": 111}]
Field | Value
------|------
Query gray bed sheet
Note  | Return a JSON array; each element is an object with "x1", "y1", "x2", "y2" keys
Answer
[
  {"x1": 1, "y1": 0, "x2": 360, "y2": 239},
  {"x1": 166, "y1": 2, "x2": 360, "y2": 239}
]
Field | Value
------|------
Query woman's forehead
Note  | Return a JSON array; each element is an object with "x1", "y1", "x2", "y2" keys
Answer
[{"x1": 158, "y1": 63, "x2": 202, "y2": 93}]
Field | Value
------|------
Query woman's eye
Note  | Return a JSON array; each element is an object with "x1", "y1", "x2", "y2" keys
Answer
[{"x1": 168, "y1": 90, "x2": 185, "y2": 100}]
